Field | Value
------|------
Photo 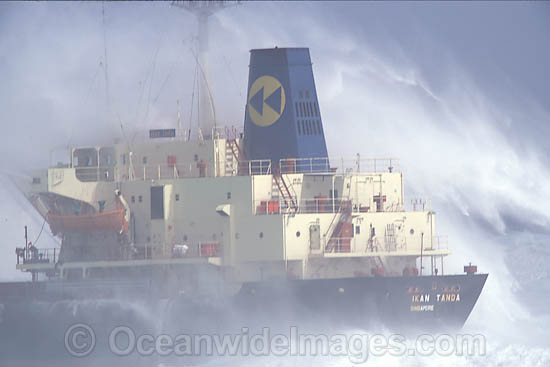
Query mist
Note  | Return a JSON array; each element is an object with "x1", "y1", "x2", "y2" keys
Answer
[{"x1": 1, "y1": 1, "x2": 549, "y2": 365}]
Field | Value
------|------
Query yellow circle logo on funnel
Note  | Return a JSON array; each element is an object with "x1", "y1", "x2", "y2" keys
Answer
[{"x1": 248, "y1": 75, "x2": 286, "y2": 127}]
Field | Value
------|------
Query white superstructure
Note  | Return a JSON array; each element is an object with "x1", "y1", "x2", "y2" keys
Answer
[{"x1": 17, "y1": 126, "x2": 449, "y2": 294}]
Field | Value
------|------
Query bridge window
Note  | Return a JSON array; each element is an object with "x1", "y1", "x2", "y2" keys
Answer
[
  {"x1": 314, "y1": 102, "x2": 319, "y2": 116},
  {"x1": 143, "y1": 156, "x2": 147, "y2": 164},
  {"x1": 297, "y1": 120, "x2": 301, "y2": 135}
]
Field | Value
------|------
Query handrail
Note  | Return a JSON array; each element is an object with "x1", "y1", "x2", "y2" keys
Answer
[
  {"x1": 64, "y1": 159, "x2": 272, "y2": 182},
  {"x1": 431, "y1": 235, "x2": 448, "y2": 250},
  {"x1": 254, "y1": 197, "x2": 356, "y2": 215},
  {"x1": 279, "y1": 157, "x2": 400, "y2": 174},
  {"x1": 16, "y1": 247, "x2": 59, "y2": 265},
  {"x1": 325, "y1": 237, "x2": 356, "y2": 253},
  {"x1": 410, "y1": 197, "x2": 432, "y2": 212}
]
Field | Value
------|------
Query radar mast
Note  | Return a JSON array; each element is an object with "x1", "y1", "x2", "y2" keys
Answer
[{"x1": 172, "y1": 1, "x2": 239, "y2": 139}]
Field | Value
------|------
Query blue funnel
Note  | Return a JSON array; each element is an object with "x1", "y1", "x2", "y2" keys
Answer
[{"x1": 243, "y1": 48, "x2": 329, "y2": 172}]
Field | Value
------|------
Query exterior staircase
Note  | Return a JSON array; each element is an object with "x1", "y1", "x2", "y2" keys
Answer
[
  {"x1": 273, "y1": 172, "x2": 297, "y2": 213},
  {"x1": 324, "y1": 175, "x2": 354, "y2": 253},
  {"x1": 224, "y1": 139, "x2": 243, "y2": 176},
  {"x1": 324, "y1": 200, "x2": 353, "y2": 252}
]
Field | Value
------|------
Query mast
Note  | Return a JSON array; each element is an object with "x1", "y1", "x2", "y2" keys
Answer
[{"x1": 173, "y1": 1, "x2": 238, "y2": 140}]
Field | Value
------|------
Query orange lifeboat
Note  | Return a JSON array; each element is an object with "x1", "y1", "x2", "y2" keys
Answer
[{"x1": 48, "y1": 209, "x2": 125, "y2": 234}]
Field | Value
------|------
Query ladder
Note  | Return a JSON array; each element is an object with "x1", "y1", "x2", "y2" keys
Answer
[
  {"x1": 384, "y1": 223, "x2": 396, "y2": 251},
  {"x1": 324, "y1": 200, "x2": 353, "y2": 252},
  {"x1": 372, "y1": 256, "x2": 386, "y2": 276},
  {"x1": 272, "y1": 171, "x2": 297, "y2": 213},
  {"x1": 224, "y1": 139, "x2": 243, "y2": 176},
  {"x1": 324, "y1": 175, "x2": 354, "y2": 252}
]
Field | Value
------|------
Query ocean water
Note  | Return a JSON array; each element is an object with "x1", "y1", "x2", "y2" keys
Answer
[
  {"x1": 1, "y1": 269, "x2": 549, "y2": 367},
  {"x1": 1, "y1": 2, "x2": 549, "y2": 366}
]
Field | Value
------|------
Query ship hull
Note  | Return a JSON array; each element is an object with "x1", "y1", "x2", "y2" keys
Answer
[
  {"x1": 0, "y1": 274, "x2": 487, "y2": 365},
  {"x1": 0, "y1": 273, "x2": 487, "y2": 327},
  {"x1": 235, "y1": 274, "x2": 488, "y2": 331}
]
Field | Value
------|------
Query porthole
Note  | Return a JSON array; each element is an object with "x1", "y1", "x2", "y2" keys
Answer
[
  {"x1": 259, "y1": 232, "x2": 264, "y2": 239},
  {"x1": 410, "y1": 229, "x2": 415, "y2": 235},
  {"x1": 296, "y1": 231, "x2": 301, "y2": 237}
]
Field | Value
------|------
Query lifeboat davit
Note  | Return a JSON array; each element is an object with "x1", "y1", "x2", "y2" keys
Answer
[{"x1": 48, "y1": 209, "x2": 125, "y2": 234}]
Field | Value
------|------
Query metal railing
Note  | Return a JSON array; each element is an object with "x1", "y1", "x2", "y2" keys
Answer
[
  {"x1": 430, "y1": 235, "x2": 448, "y2": 250},
  {"x1": 237, "y1": 160, "x2": 272, "y2": 176},
  {"x1": 279, "y1": 157, "x2": 400, "y2": 174},
  {"x1": 326, "y1": 237, "x2": 357, "y2": 253},
  {"x1": 323, "y1": 234, "x2": 448, "y2": 255},
  {"x1": 55, "y1": 155, "x2": 400, "y2": 185},
  {"x1": 410, "y1": 198, "x2": 432, "y2": 212},
  {"x1": 75, "y1": 166, "x2": 116, "y2": 182},
  {"x1": 16, "y1": 247, "x2": 58, "y2": 265},
  {"x1": 198, "y1": 242, "x2": 222, "y2": 257},
  {"x1": 16, "y1": 241, "x2": 224, "y2": 266},
  {"x1": 67, "y1": 159, "x2": 272, "y2": 183},
  {"x1": 255, "y1": 197, "x2": 341, "y2": 215},
  {"x1": 324, "y1": 236, "x2": 401, "y2": 254},
  {"x1": 255, "y1": 197, "x2": 388, "y2": 215}
]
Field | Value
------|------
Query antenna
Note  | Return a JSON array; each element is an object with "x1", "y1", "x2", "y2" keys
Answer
[
  {"x1": 177, "y1": 99, "x2": 182, "y2": 140},
  {"x1": 172, "y1": 1, "x2": 240, "y2": 139}
]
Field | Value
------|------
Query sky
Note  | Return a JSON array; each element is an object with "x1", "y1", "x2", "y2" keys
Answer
[{"x1": 0, "y1": 1, "x2": 549, "y2": 364}]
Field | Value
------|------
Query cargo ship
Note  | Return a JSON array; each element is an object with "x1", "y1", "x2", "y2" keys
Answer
[
  {"x1": 1, "y1": 44, "x2": 486, "y2": 329},
  {"x1": 0, "y1": 5, "x2": 486, "y2": 356}
]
